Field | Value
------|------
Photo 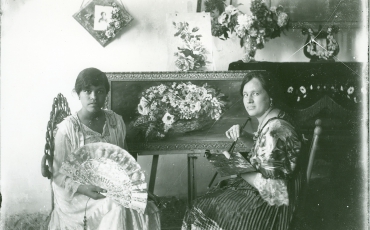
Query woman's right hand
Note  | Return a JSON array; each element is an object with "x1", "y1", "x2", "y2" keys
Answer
[
  {"x1": 77, "y1": 185, "x2": 107, "y2": 200},
  {"x1": 225, "y1": 124, "x2": 240, "y2": 141}
]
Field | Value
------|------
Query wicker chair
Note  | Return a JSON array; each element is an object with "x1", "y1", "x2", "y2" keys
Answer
[{"x1": 41, "y1": 93, "x2": 71, "y2": 211}]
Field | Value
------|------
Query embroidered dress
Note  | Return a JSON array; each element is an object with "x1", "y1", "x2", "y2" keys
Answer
[
  {"x1": 182, "y1": 112, "x2": 303, "y2": 230},
  {"x1": 48, "y1": 110, "x2": 161, "y2": 230}
]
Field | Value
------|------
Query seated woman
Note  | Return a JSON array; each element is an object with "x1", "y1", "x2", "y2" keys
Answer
[
  {"x1": 49, "y1": 68, "x2": 161, "y2": 230},
  {"x1": 182, "y1": 71, "x2": 303, "y2": 230}
]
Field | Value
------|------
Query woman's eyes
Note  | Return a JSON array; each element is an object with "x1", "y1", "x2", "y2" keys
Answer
[
  {"x1": 83, "y1": 90, "x2": 105, "y2": 94},
  {"x1": 243, "y1": 92, "x2": 259, "y2": 97}
]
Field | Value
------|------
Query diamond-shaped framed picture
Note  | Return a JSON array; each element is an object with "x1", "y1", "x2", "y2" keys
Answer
[{"x1": 73, "y1": 0, "x2": 133, "y2": 47}]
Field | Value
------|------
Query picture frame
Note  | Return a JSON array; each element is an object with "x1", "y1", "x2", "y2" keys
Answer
[
  {"x1": 105, "y1": 71, "x2": 250, "y2": 153},
  {"x1": 73, "y1": 0, "x2": 133, "y2": 47}
]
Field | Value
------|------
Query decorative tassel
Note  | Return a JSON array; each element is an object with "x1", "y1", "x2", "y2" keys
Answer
[{"x1": 84, "y1": 198, "x2": 91, "y2": 230}]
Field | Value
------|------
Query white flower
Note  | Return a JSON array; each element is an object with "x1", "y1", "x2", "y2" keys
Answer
[
  {"x1": 237, "y1": 14, "x2": 254, "y2": 30},
  {"x1": 138, "y1": 97, "x2": 150, "y2": 115},
  {"x1": 162, "y1": 112, "x2": 175, "y2": 125},
  {"x1": 190, "y1": 101, "x2": 201, "y2": 112},
  {"x1": 317, "y1": 86, "x2": 320, "y2": 89},
  {"x1": 287, "y1": 86, "x2": 293, "y2": 93},
  {"x1": 234, "y1": 25, "x2": 246, "y2": 38},
  {"x1": 218, "y1": 12, "x2": 228, "y2": 25},
  {"x1": 354, "y1": 97, "x2": 358, "y2": 103},
  {"x1": 158, "y1": 84, "x2": 167, "y2": 94},
  {"x1": 114, "y1": 21, "x2": 121, "y2": 29},
  {"x1": 105, "y1": 28, "x2": 115, "y2": 38},
  {"x1": 310, "y1": 85, "x2": 313, "y2": 90},
  {"x1": 150, "y1": 101, "x2": 158, "y2": 110},
  {"x1": 112, "y1": 7, "x2": 119, "y2": 14},
  {"x1": 299, "y1": 86, "x2": 306, "y2": 94},
  {"x1": 248, "y1": 27, "x2": 258, "y2": 37},
  {"x1": 347, "y1": 86, "x2": 354, "y2": 95},
  {"x1": 297, "y1": 96, "x2": 300, "y2": 102},
  {"x1": 341, "y1": 86, "x2": 344, "y2": 91},
  {"x1": 277, "y1": 12, "x2": 289, "y2": 27},
  {"x1": 224, "y1": 5, "x2": 238, "y2": 15}
]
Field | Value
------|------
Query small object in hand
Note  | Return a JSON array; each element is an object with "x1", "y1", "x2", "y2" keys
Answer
[
  {"x1": 99, "y1": 190, "x2": 107, "y2": 196},
  {"x1": 222, "y1": 151, "x2": 231, "y2": 159}
]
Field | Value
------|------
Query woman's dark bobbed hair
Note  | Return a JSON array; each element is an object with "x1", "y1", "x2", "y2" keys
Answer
[
  {"x1": 240, "y1": 71, "x2": 282, "y2": 106},
  {"x1": 74, "y1": 67, "x2": 110, "y2": 94}
]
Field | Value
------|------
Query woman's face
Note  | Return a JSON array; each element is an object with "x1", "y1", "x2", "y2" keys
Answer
[
  {"x1": 79, "y1": 85, "x2": 107, "y2": 114},
  {"x1": 242, "y1": 77, "x2": 270, "y2": 119}
]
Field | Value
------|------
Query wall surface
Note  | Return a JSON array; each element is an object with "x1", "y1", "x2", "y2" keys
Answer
[{"x1": 1, "y1": 0, "x2": 368, "y2": 218}]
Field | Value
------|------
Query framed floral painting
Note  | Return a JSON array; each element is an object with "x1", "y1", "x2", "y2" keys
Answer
[
  {"x1": 166, "y1": 13, "x2": 215, "y2": 71},
  {"x1": 73, "y1": 0, "x2": 133, "y2": 47}
]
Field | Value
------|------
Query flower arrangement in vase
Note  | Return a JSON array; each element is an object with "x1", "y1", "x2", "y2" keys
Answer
[
  {"x1": 131, "y1": 82, "x2": 228, "y2": 141},
  {"x1": 204, "y1": 0, "x2": 289, "y2": 62}
]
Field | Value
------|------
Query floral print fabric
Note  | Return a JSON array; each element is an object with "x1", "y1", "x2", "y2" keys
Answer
[{"x1": 250, "y1": 118, "x2": 301, "y2": 206}]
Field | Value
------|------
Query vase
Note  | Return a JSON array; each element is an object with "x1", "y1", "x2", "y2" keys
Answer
[{"x1": 241, "y1": 36, "x2": 258, "y2": 63}]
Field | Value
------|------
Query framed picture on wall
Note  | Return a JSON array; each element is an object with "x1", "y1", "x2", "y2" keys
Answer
[
  {"x1": 73, "y1": 0, "x2": 133, "y2": 47},
  {"x1": 271, "y1": 0, "x2": 362, "y2": 28},
  {"x1": 196, "y1": 0, "x2": 233, "y2": 15}
]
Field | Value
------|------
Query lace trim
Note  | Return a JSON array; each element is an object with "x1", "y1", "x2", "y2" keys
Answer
[
  {"x1": 253, "y1": 173, "x2": 289, "y2": 206},
  {"x1": 60, "y1": 157, "x2": 147, "y2": 213}
]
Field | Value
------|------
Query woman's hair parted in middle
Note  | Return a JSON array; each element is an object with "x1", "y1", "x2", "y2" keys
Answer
[
  {"x1": 239, "y1": 71, "x2": 282, "y2": 106},
  {"x1": 74, "y1": 67, "x2": 110, "y2": 94}
]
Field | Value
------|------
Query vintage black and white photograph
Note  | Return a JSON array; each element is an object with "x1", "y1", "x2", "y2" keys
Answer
[
  {"x1": 93, "y1": 5, "x2": 113, "y2": 31},
  {"x1": 0, "y1": 0, "x2": 369, "y2": 230}
]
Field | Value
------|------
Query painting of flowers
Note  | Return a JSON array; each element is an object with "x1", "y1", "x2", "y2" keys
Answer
[
  {"x1": 131, "y1": 82, "x2": 228, "y2": 141},
  {"x1": 167, "y1": 13, "x2": 214, "y2": 71}
]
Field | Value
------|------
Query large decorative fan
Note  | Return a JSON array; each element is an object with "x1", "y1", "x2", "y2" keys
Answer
[{"x1": 60, "y1": 143, "x2": 147, "y2": 213}]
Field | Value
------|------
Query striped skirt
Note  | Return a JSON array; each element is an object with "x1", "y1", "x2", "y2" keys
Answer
[{"x1": 182, "y1": 172, "x2": 303, "y2": 230}]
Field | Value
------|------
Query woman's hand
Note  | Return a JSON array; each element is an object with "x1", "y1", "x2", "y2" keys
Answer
[
  {"x1": 225, "y1": 124, "x2": 241, "y2": 141},
  {"x1": 77, "y1": 185, "x2": 107, "y2": 200}
]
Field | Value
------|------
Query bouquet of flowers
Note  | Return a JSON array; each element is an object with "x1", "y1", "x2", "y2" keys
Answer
[
  {"x1": 97, "y1": 2, "x2": 133, "y2": 41},
  {"x1": 132, "y1": 82, "x2": 228, "y2": 140},
  {"x1": 205, "y1": 0, "x2": 289, "y2": 62},
  {"x1": 173, "y1": 21, "x2": 210, "y2": 71}
]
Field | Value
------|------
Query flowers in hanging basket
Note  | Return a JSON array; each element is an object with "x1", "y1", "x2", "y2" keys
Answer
[
  {"x1": 204, "y1": 0, "x2": 289, "y2": 48},
  {"x1": 173, "y1": 22, "x2": 210, "y2": 71},
  {"x1": 132, "y1": 82, "x2": 228, "y2": 140}
]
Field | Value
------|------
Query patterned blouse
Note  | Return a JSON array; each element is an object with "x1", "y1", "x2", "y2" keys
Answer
[{"x1": 249, "y1": 113, "x2": 301, "y2": 206}]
